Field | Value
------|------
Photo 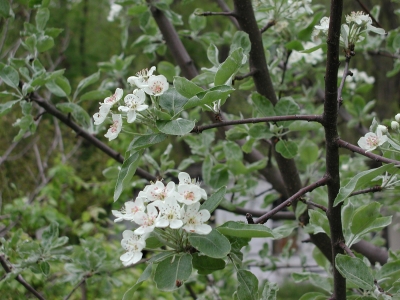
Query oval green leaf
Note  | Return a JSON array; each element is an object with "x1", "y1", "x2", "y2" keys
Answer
[
  {"x1": 217, "y1": 221, "x2": 275, "y2": 238},
  {"x1": 188, "y1": 229, "x2": 231, "y2": 258}
]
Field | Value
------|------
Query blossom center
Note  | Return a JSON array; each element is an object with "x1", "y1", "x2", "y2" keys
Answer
[
  {"x1": 184, "y1": 191, "x2": 195, "y2": 201},
  {"x1": 151, "y1": 81, "x2": 163, "y2": 94},
  {"x1": 366, "y1": 135, "x2": 379, "y2": 147},
  {"x1": 110, "y1": 120, "x2": 120, "y2": 133}
]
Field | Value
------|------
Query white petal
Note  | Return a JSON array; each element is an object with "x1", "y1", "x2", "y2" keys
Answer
[
  {"x1": 170, "y1": 219, "x2": 183, "y2": 229},
  {"x1": 194, "y1": 224, "x2": 212, "y2": 235},
  {"x1": 127, "y1": 110, "x2": 137, "y2": 123},
  {"x1": 198, "y1": 209, "x2": 211, "y2": 222}
]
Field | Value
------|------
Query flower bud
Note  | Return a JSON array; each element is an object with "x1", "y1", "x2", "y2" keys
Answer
[
  {"x1": 377, "y1": 125, "x2": 387, "y2": 134},
  {"x1": 391, "y1": 121, "x2": 399, "y2": 130},
  {"x1": 395, "y1": 113, "x2": 400, "y2": 123}
]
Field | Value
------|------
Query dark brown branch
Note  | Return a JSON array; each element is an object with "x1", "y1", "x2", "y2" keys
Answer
[
  {"x1": 246, "y1": 213, "x2": 254, "y2": 224},
  {"x1": 215, "y1": 0, "x2": 241, "y2": 29},
  {"x1": 355, "y1": 0, "x2": 384, "y2": 29},
  {"x1": 0, "y1": 254, "x2": 46, "y2": 300},
  {"x1": 351, "y1": 240, "x2": 388, "y2": 265},
  {"x1": 31, "y1": 94, "x2": 157, "y2": 182},
  {"x1": 234, "y1": 69, "x2": 257, "y2": 81},
  {"x1": 338, "y1": 241, "x2": 355, "y2": 258},
  {"x1": 260, "y1": 20, "x2": 276, "y2": 34},
  {"x1": 368, "y1": 50, "x2": 400, "y2": 60},
  {"x1": 192, "y1": 115, "x2": 323, "y2": 133},
  {"x1": 336, "y1": 138, "x2": 400, "y2": 165},
  {"x1": 323, "y1": 0, "x2": 345, "y2": 297},
  {"x1": 196, "y1": 11, "x2": 237, "y2": 17},
  {"x1": 301, "y1": 199, "x2": 328, "y2": 212},
  {"x1": 148, "y1": 2, "x2": 198, "y2": 80},
  {"x1": 350, "y1": 185, "x2": 382, "y2": 196},
  {"x1": 255, "y1": 176, "x2": 330, "y2": 224}
]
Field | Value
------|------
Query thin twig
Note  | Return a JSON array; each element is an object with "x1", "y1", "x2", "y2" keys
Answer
[
  {"x1": 255, "y1": 176, "x2": 330, "y2": 224},
  {"x1": 0, "y1": 254, "x2": 46, "y2": 300},
  {"x1": 368, "y1": 50, "x2": 400, "y2": 60},
  {"x1": 336, "y1": 138, "x2": 400, "y2": 165},
  {"x1": 185, "y1": 283, "x2": 197, "y2": 300},
  {"x1": 338, "y1": 241, "x2": 355, "y2": 257},
  {"x1": 192, "y1": 114, "x2": 323, "y2": 133},
  {"x1": 63, "y1": 274, "x2": 89, "y2": 300},
  {"x1": 279, "y1": 50, "x2": 292, "y2": 99},
  {"x1": 301, "y1": 199, "x2": 328, "y2": 212},
  {"x1": 234, "y1": 69, "x2": 257, "y2": 81},
  {"x1": 260, "y1": 20, "x2": 276, "y2": 33},
  {"x1": 350, "y1": 185, "x2": 382, "y2": 197},
  {"x1": 196, "y1": 11, "x2": 237, "y2": 17},
  {"x1": 215, "y1": 0, "x2": 240, "y2": 29}
]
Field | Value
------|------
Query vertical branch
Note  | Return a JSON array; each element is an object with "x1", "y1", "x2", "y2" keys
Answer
[
  {"x1": 323, "y1": 0, "x2": 346, "y2": 299},
  {"x1": 148, "y1": 3, "x2": 198, "y2": 80},
  {"x1": 232, "y1": 0, "x2": 277, "y2": 104}
]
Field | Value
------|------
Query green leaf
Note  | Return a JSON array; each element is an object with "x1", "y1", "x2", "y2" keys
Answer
[
  {"x1": 154, "y1": 254, "x2": 192, "y2": 291},
  {"x1": 201, "y1": 155, "x2": 212, "y2": 186},
  {"x1": 189, "y1": 12, "x2": 206, "y2": 32},
  {"x1": 41, "y1": 222, "x2": 59, "y2": 251},
  {"x1": 260, "y1": 281, "x2": 279, "y2": 300},
  {"x1": 122, "y1": 264, "x2": 152, "y2": 300},
  {"x1": 156, "y1": 119, "x2": 195, "y2": 135},
  {"x1": 237, "y1": 269, "x2": 259, "y2": 300},
  {"x1": 0, "y1": 65, "x2": 19, "y2": 89},
  {"x1": 200, "y1": 186, "x2": 226, "y2": 214},
  {"x1": 223, "y1": 141, "x2": 243, "y2": 160},
  {"x1": 299, "y1": 141, "x2": 319, "y2": 164},
  {"x1": 217, "y1": 221, "x2": 275, "y2": 238},
  {"x1": 0, "y1": 0, "x2": 11, "y2": 18},
  {"x1": 159, "y1": 88, "x2": 188, "y2": 115},
  {"x1": 79, "y1": 90, "x2": 111, "y2": 101},
  {"x1": 73, "y1": 71, "x2": 100, "y2": 101},
  {"x1": 36, "y1": 8, "x2": 49, "y2": 31},
  {"x1": 334, "y1": 164, "x2": 398, "y2": 206},
  {"x1": 102, "y1": 166, "x2": 120, "y2": 179},
  {"x1": 188, "y1": 229, "x2": 231, "y2": 258},
  {"x1": 285, "y1": 40, "x2": 304, "y2": 51},
  {"x1": 157, "y1": 61, "x2": 176, "y2": 82},
  {"x1": 209, "y1": 167, "x2": 229, "y2": 189},
  {"x1": 299, "y1": 292, "x2": 328, "y2": 300},
  {"x1": 173, "y1": 77, "x2": 203, "y2": 98},
  {"x1": 215, "y1": 48, "x2": 245, "y2": 86},
  {"x1": 335, "y1": 254, "x2": 374, "y2": 290},
  {"x1": 37, "y1": 35, "x2": 54, "y2": 52},
  {"x1": 230, "y1": 31, "x2": 251, "y2": 55},
  {"x1": 0, "y1": 100, "x2": 20, "y2": 116},
  {"x1": 207, "y1": 44, "x2": 219, "y2": 66},
  {"x1": 192, "y1": 253, "x2": 225, "y2": 274},
  {"x1": 251, "y1": 93, "x2": 275, "y2": 117},
  {"x1": 288, "y1": 120, "x2": 321, "y2": 132},
  {"x1": 46, "y1": 76, "x2": 71, "y2": 97},
  {"x1": 184, "y1": 85, "x2": 234, "y2": 110},
  {"x1": 377, "y1": 260, "x2": 400, "y2": 279},
  {"x1": 39, "y1": 261, "x2": 50, "y2": 276},
  {"x1": 128, "y1": 133, "x2": 167, "y2": 152},
  {"x1": 307, "y1": 210, "x2": 330, "y2": 236},
  {"x1": 56, "y1": 102, "x2": 92, "y2": 130},
  {"x1": 275, "y1": 140, "x2": 298, "y2": 159},
  {"x1": 114, "y1": 151, "x2": 141, "y2": 202},
  {"x1": 274, "y1": 97, "x2": 299, "y2": 126}
]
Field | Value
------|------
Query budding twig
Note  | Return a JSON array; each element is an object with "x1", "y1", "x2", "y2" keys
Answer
[{"x1": 338, "y1": 241, "x2": 355, "y2": 257}]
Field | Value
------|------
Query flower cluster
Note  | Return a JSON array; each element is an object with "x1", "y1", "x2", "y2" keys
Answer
[
  {"x1": 92, "y1": 66, "x2": 169, "y2": 141},
  {"x1": 113, "y1": 172, "x2": 212, "y2": 266},
  {"x1": 313, "y1": 11, "x2": 386, "y2": 52},
  {"x1": 358, "y1": 125, "x2": 388, "y2": 152}
]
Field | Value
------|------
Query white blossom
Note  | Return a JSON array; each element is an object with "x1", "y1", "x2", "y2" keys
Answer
[
  {"x1": 120, "y1": 230, "x2": 147, "y2": 266},
  {"x1": 391, "y1": 121, "x2": 399, "y2": 130},
  {"x1": 104, "y1": 114, "x2": 122, "y2": 141},
  {"x1": 107, "y1": 3, "x2": 123, "y2": 22},
  {"x1": 288, "y1": 42, "x2": 324, "y2": 65},
  {"x1": 112, "y1": 198, "x2": 146, "y2": 222},
  {"x1": 118, "y1": 89, "x2": 148, "y2": 123},
  {"x1": 181, "y1": 202, "x2": 212, "y2": 235},
  {"x1": 154, "y1": 197, "x2": 183, "y2": 229},
  {"x1": 93, "y1": 88, "x2": 123, "y2": 125},
  {"x1": 128, "y1": 66, "x2": 156, "y2": 88},
  {"x1": 178, "y1": 184, "x2": 203, "y2": 205},
  {"x1": 395, "y1": 113, "x2": 400, "y2": 123},
  {"x1": 143, "y1": 181, "x2": 181, "y2": 202},
  {"x1": 358, "y1": 130, "x2": 388, "y2": 152},
  {"x1": 143, "y1": 75, "x2": 169, "y2": 96},
  {"x1": 346, "y1": 11, "x2": 386, "y2": 35},
  {"x1": 178, "y1": 172, "x2": 207, "y2": 200},
  {"x1": 134, "y1": 203, "x2": 159, "y2": 235}
]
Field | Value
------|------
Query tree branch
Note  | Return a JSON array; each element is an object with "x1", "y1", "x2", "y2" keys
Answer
[
  {"x1": 336, "y1": 138, "x2": 400, "y2": 165},
  {"x1": 215, "y1": 0, "x2": 241, "y2": 29},
  {"x1": 323, "y1": 0, "x2": 345, "y2": 297},
  {"x1": 0, "y1": 254, "x2": 46, "y2": 300},
  {"x1": 196, "y1": 11, "x2": 237, "y2": 17},
  {"x1": 260, "y1": 20, "x2": 276, "y2": 33},
  {"x1": 31, "y1": 94, "x2": 157, "y2": 182},
  {"x1": 338, "y1": 241, "x2": 355, "y2": 257},
  {"x1": 192, "y1": 114, "x2": 322, "y2": 133},
  {"x1": 255, "y1": 176, "x2": 330, "y2": 224}
]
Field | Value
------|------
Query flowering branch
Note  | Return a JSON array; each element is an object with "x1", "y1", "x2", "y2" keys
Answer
[
  {"x1": 255, "y1": 176, "x2": 330, "y2": 224},
  {"x1": 192, "y1": 115, "x2": 323, "y2": 133},
  {"x1": 336, "y1": 138, "x2": 400, "y2": 165},
  {"x1": 0, "y1": 254, "x2": 46, "y2": 300},
  {"x1": 30, "y1": 94, "x2": 157, "y2": 182}
]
